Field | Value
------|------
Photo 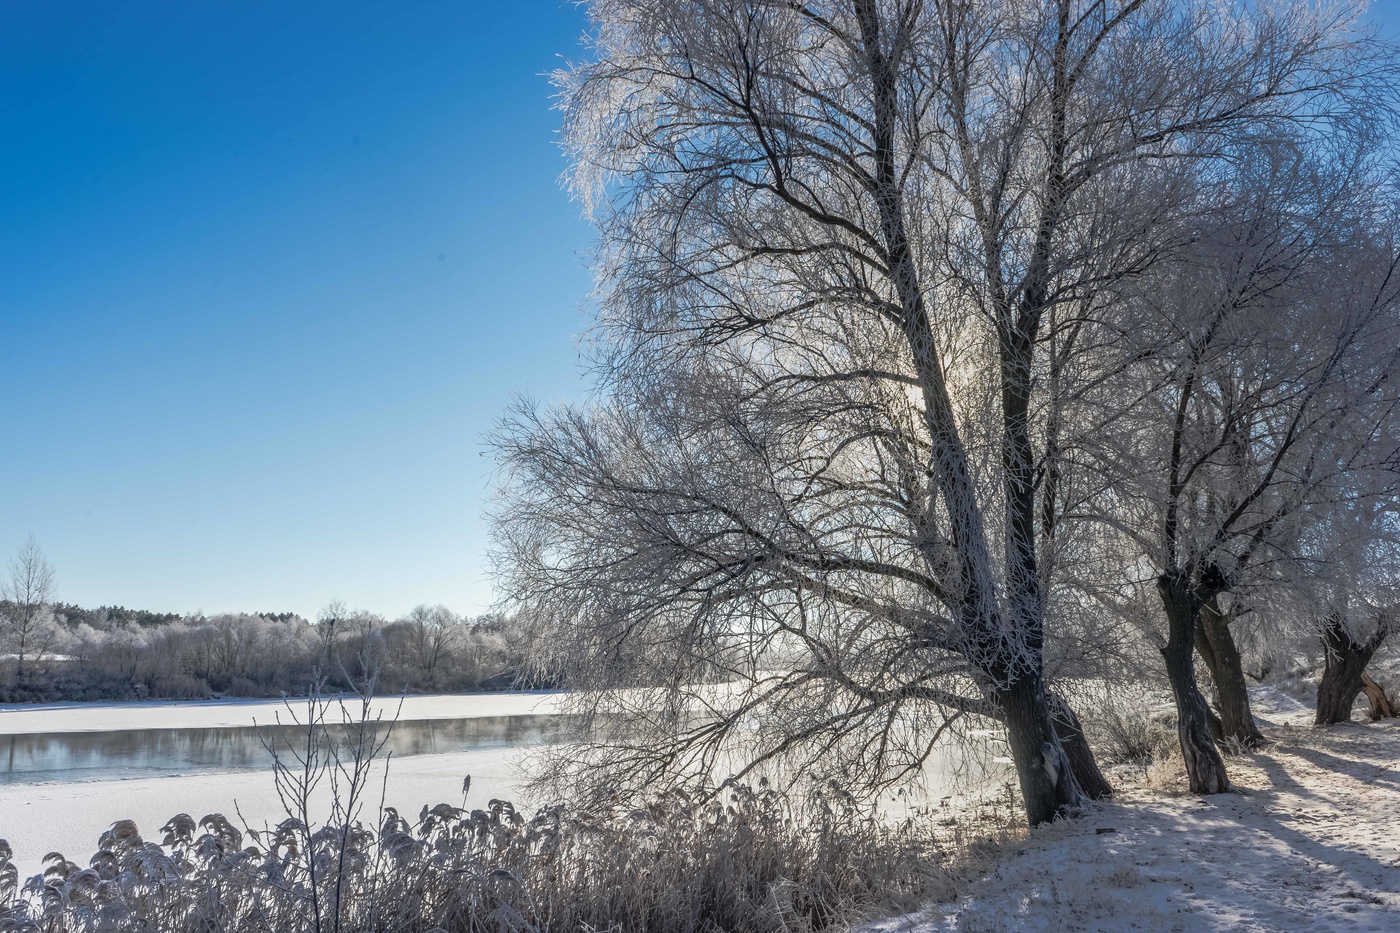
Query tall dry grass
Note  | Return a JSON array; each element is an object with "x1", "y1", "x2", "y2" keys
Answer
[{"x1": 0, "y1": 780, "x2": 984, "y2": 933}]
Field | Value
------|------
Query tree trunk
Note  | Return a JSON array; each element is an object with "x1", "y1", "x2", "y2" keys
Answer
[
  {"x1": 1361, "y1": 673, "x2": 1396, "y2": 720},
  {"x1": 1191, "y1": 625, "x2": 1225, "y2": 744},
  {"x1": 1316, "y1": 659, "x2": 1365, "y2": 725},
  {"x1": 1195, "y1": 604, "x2": 1265, "y2": 748},
  {"x1": 1049, "y1": 692, "x2": 1113, "y2": 799},
  {"x1": 1157, "y1": 573, "x2": 1231, "y2": 794},
  {"x1": 1205, "y1": 704, "x2": 1225, "y2": 744},
  {"x1": 853, "y1": 2, "x2": 1078, "y2": 828},
  {"x1": 1315, "y1": 612, "x2": 1386, "y2": 726},
  {"x1": 994, "y1": 671, "x2": 1087, "y2": 826}
]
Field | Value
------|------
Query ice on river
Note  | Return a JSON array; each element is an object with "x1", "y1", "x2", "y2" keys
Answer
[
  {"x1": 0, "y1": 692, "x2": 563, "y2": 874},
  {"x1": 0, "y1": 745, "x2": 530, "y2": 873}
]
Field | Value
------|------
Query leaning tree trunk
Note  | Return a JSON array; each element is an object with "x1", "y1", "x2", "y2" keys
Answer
[
  {"x1": 1192, "y1": 624, "x2": 1225, "y2": 744},
  {"x1": 1194, "y1": 604, "x2": 1266, "y2": 748},
  {"x1": 1361, "y1": 673, "x2": 1396, "y2": 720},
  {"x1": 994, "y1": 668, "x2": 1087, "y2": 825},
  {"x1": 1049, "y1": 692, "x2": 1113, "y2": 799},
  {"x1": 1157, "y1": 573, "x2": 1231, "y2": 793},
  {"x1": 1316, "y1": 612, "x2": 1388, "y2": 725}
]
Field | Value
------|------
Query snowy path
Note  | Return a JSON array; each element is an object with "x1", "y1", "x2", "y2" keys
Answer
[{"x1": 870, "y1": 717, "x2": 1400, "y2": 932}]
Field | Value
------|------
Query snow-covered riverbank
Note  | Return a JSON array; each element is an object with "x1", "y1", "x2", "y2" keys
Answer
[
  {"x1": 0, "y1": 743, "x2": 534, "y2": 874},
  {"x1": 869, "y1": 692, "x2": 1400, "y2": 932},
  {"x1": 13, "y1": 683, "x2": 1397, "y2": 931},
  {"x1": 0, "y1": 692, "x2": 565, "y2": 873}
]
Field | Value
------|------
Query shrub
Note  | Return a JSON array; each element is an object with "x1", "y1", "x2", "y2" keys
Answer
[
  {"x1": 1075, "y1": 682, "x2": 1177, "y2": 767},
  {"x1": 1095, "y1": 708, "x2": 1177, "y2": 766}
]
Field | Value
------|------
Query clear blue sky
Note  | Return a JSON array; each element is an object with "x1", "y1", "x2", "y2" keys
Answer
[
  {"x1": 3, "y1": 1, "x2": 1399, "y2": 621},
  {"x1": 1, "y1": 1, "x2": 593, "y2": 620}
]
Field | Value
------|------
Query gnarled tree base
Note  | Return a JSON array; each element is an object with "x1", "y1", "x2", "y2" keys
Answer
[
  {"x1": 1316, "y1": 612, "x2": 1392, "y2": 726},
  {"x1": 1362, "y1": 673, "x2": 1395, "y2": 720},
  {"x1": 1050, "y1": 692, "x2": 1113, "y2": 800},
  {"x1": 995, "y1": 674, "x2": 1087, "y2": 826},
  {"x1": 1157, "y1": 572, "x2": 1231, "y2": 794}
]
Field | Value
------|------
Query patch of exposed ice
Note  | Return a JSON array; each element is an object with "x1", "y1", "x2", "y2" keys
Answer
[{"x1": 0, "y1": 745, "x2": 532, "y2": 876}]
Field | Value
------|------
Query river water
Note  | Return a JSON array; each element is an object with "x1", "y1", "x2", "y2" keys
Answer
[
  {"x1": 0, "y1": 691, "x2": 1006, "y2": 873},
  {"x1": 0, "y1": 714, "x2": 569, "y2": 785},
  {"x1": 0, "y1": 693, "x2": 565, "y2": 871}
]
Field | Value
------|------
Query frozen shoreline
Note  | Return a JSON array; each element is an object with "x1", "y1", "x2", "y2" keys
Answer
[
  {"x1": 0, "y1": 691, "x2": 564, "y2": 735},
  {"x1": 0, "y1": 745, "x2": 537, "y2": 875},
  {"x1": 0, "y1": 691, "x2": 567, "y2": 874}
]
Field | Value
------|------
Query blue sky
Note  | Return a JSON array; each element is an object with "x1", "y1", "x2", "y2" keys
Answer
[
  {"x1": 3, "y1": 1, "x2": 1399, "y2": 621},
  {"x1": 1, "y1": 1, "x2": 592, "y2": 619}
]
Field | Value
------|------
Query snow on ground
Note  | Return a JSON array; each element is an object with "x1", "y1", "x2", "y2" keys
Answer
[
  {"x1": 0, "y1": 691, "x2": 563, "y2": 735},
  {"x1": 0, "y1": 744, "x2": 533, "y2": 875},
  {"x1": 869, "y1": 693, "x2": 1400, "y2": 932}
]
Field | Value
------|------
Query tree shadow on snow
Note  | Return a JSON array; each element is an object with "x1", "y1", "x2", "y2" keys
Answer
[
  {"x1": 1224, "y1": 754, "x2": 1400, "y2": 897},
  {"x1": 1280, "y1": 743, "x2": 1400, "y2": 793}
]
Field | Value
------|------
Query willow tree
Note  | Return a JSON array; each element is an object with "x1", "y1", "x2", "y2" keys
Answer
[
  {"x1": 1299, "y1": 498, "x2": 1400, "y2": 722},
  {"x1": 1102, "y1": 144, "x2": 1400, "y2": 789},
  {"x1": 1289, "y1": 479, "x2": 1400, "y2": 725},
  {"x1": 493, "y1": 0, "x2": 1386, "y2": 826}
]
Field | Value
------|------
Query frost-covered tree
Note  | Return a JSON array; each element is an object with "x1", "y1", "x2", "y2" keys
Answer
[
  {"x1": 403, "y1": 605, "x2": 463, "y2": 685},
  {"x1": 1096, "y1": 142, "x2": 1400, "y2": 790},
  {"x1": 1, "y1": 536, "x2": 58, "y2": 684},
  {"x1": 493, "y1": 0, "x2": 1387, "y2": 824},
  {"x1": 1289, "y1": 482, "x2": 1400, "y2": 724}
]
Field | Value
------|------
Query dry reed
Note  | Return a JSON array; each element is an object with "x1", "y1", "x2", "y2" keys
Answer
[{"x1": 0, "y1": 776, "x2": 993, "y2": 933}]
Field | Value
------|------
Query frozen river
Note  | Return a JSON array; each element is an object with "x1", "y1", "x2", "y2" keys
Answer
[
  {"x1": 0, "y1": 690, "x2": 1012, "y2": 876},
  {"x1": 0, "y1": 692, "x2": 565, "y2": 872}
]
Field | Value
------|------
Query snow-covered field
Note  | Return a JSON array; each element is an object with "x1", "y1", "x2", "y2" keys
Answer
[
  {"x1": 869, "y1": 690, "x2": 1400, "y2": 932},
  {"x1": 0, "y1": 692, "x2": 564, "y2": 873}
]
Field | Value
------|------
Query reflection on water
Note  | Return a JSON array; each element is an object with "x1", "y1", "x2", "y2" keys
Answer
[{"x1": 0, "y1": 715, "x2": 574, "y2": 785}]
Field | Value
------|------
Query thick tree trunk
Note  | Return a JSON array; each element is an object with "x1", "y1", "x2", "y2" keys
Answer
[
  {"x1": 1361, "y1": 673, "x2": 1396, "y2": 720},
  {"x1": 994, "y1": 671, "x2": 1087, "y2": 825},
  {"x1": 1316, "y1": 662, "x2": 1365, "y2": 725},
  {"x1": 1157, "y1": 573, "x2": 1231, "y2": 794},
  {"x1": 1049, "y1": 692, "x2": 1113, "y2": 799},
  {"x1": 854, "y1": 2, "x2": 1076, "y2": 829},
  {"x1": 1194, "y1": 604, "x2": 1265, "y2": 749},
  {"x1": 1315, "y1": 612, "x2": 1385, "y2": 726}
]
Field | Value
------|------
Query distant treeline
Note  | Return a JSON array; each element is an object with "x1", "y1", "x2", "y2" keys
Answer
[{"x1": 0, "y1": 601, "x2": 546, "y2": 703}]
